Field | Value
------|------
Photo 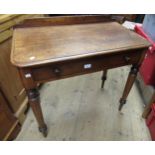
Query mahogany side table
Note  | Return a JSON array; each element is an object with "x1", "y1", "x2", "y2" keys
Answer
[{"x1": 11, "y1": 15, "x2": 150, "y2": 137}]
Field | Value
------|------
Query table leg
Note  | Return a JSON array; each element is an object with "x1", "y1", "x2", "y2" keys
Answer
[
  {"x1": 119, "y1": 65, "x2": 139, "y2": 111},
  {"x1": 101, "y1": 70, "x2": 108, "y2": 89},
  {"x1": 27, "y1": 88, "x2": 47, "y2": 137}
]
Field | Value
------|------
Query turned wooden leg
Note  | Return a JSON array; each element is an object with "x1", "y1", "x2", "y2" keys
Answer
[
  {"x1": 119, "y1": 65, "x2": 139, "y2": 111},
  {"x1": 101, "y1": 70, "x2": 108, "y2": 89},
  {"x1": 27, "y1": 88, "x2": 47, "y2": 137}
]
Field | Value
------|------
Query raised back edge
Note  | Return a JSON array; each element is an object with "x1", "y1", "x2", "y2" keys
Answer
[{"x1": 13, "y1": 15, "x2": 125, "y2": 28}]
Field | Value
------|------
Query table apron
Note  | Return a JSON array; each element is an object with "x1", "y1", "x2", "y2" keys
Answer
[{"x1": 25, "y1": 50, "x2": 142, "y2": 83}]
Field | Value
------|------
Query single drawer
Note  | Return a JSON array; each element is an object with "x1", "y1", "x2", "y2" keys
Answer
[{"x1": 32, "y1": 50, "x2": 142, "y2": 82}]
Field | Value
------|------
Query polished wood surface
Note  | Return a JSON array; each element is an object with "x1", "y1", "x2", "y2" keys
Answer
[
  {"x1": 11, "y1": 22, "x2": 149, "y2": 67},
  {"x1": 11, "y1": 16, "x2": 150, "y2": 137}
]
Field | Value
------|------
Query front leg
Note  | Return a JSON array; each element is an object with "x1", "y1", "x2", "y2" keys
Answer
[
  {"x1": 119, "y1": 65, "x2": 139, "y2": 111},
  {"x1": 27, "y1": 88, "x2": 47, "y2": 137},
  {"x1": 119, "y1": 49, "x2": 147, "y2": 111}
]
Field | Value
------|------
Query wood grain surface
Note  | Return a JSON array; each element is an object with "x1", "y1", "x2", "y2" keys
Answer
[{"x1": 11, "y1": 22, "x2": 150, "y2": 67}]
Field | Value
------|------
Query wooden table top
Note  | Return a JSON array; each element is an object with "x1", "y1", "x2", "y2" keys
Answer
[{"x1": 11, "y1": 22, "x2": 150, "y2": 67}]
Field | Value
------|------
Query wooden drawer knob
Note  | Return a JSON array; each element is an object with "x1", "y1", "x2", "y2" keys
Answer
[
  {"x1": 124, "y1": 56, "x2": 131, "y2": 63},
  {"x1": 53, "y1": 67, "x2": 61, "y2": 75}
]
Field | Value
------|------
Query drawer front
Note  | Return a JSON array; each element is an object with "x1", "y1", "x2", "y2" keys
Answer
[{"x1": 32, "y1": 51, "x2": 142, "y2": 82}]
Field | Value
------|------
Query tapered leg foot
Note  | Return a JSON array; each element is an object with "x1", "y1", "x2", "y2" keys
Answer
[
  {"x1": 101, "y1": 70, "x2": 108, "y2": 89},
  {"x1": 119, "y1": 65, "x2": 139, "y2": 111},
  {"x1": 39, "y1": 124, "x2": 48, "y2": 137},
  {"x1": 119, "y1": 98, "x2": 126, "y2": 111}
]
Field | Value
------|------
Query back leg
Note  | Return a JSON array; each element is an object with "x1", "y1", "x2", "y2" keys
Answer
[{"x1": 101, "y1": 70, "x2": 108, "y2": 89}]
